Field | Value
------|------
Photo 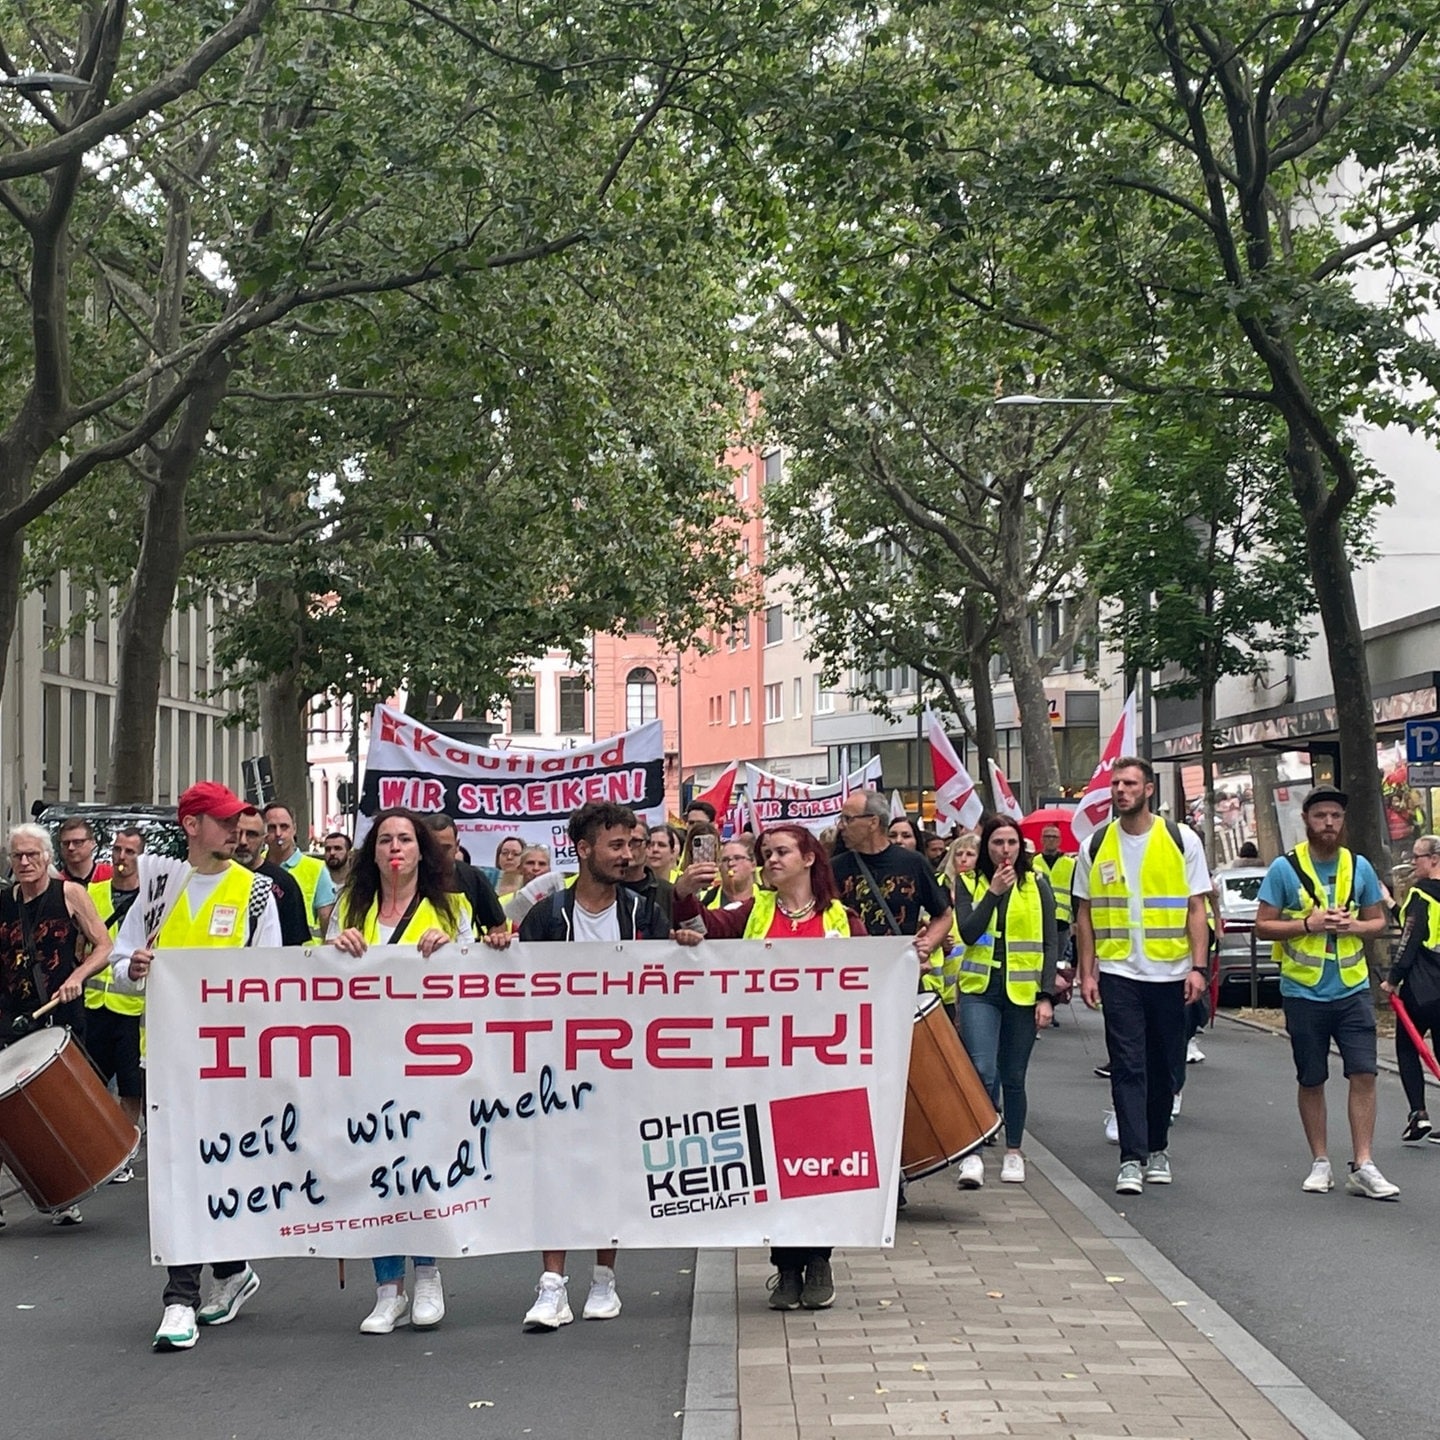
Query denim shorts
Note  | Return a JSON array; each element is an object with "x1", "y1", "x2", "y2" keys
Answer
[{"x1": 1282, "y1": 991, "x2": 1376, "y2": 1087}]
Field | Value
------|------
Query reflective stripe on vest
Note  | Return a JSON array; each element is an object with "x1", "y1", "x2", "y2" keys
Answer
[
  {"x1": 156, "y1": 864, "x2": 261, "y2": 949},
  {"x1": 1272, "y1": 844, "x2": 1366, "y2": 989},
  {"x1": 1089, "y1": 823, "x2": 1190, "y2": 964},
  {"x1": 84, "y1": 879, "x2": 144, "y2": 1015},
  {"x1": 741, "y1": 891, "x2": 852, "y2": 939},
  {"x1": 1406, "y1": 887, "x2": 1440, "y2": 952},
  {"x1": 957, "y1": 876, "x2": 1044, "y2": 1005},
  {"x1": 1035, "y1": 853, "x2": 1075, "y2": 926}
]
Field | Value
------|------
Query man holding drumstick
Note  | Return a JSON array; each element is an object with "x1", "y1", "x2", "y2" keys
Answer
[{"x1": 111, "y1": 782, "x2": 283, "y2": 1352}]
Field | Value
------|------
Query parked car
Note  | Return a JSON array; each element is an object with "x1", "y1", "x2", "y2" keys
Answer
[
  {"x1": 33, "y1": 802, "x2": 187, "y2": 862},
  {"x1": 1212, "y1": 864, "x2": 1277, "y2": 999}
]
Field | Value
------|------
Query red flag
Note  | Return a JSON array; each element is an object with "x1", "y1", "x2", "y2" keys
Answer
[
  {"x1": 1390, "y1": 992, "x2": 1440, "y2": 1082},
  {"x1": 692, "y1": 760, "x2": 738, "y2": 817},
  {"x1": 986, "y1": 759, "x2": 1024, "y2": 822},
  {"x1": 1070, "y1": 691, "x2": 1138, "y2": 843},
  {"x1": 925, "y1": 711, "x2": 983, "y2": 831}
]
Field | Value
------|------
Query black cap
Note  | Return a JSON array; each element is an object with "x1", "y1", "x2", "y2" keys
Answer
[{"x1": 1302, "y1": 784, "x2": 1348, "y2": 812}]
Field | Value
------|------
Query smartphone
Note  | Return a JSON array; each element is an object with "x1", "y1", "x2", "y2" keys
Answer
[{"x1": 692, "y1": 834, "x2": 718, "y2": 864}]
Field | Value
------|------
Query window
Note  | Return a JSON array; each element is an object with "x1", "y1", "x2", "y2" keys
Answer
[
  {"x1": 764, "y1": 604, "x2": 784, "y2": 646},
  {"x1": 728, "y1": 617, "x2": 748, "y2": 651},
  {"x1": 742, "y1": 687, "x2": 752, "y2": 724},
  {"x1": 728, "y1": 690, "x2": 737, "y2": 726},
  {"x1": 814, "y1": 675, "x2": 837, "y2": 715},
  {"x1": 558, "y1": 674, "x2": 587, "y2": 733},
  {"x1": 764, "y1": 682, "x2": 783, "y2": 722},
  {"x1": 737, "y1": 461, "x2": 749, "y2": 503},
  {"x1": 794, "y1": 677, "x2": 803, "y2": 716},
  {"x1": 764, "y1": 450, "x2": 783, "y2": 485},
  {"x1": 626, "y1": 668, "x2": 657, "y2": 729},
  {"x1": 510, "y1": 679, "x2": 538, "y2": 733}
]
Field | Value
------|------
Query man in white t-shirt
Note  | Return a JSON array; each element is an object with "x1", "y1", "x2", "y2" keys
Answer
[
  {"x1": 1075, "y1": 759, "x2": 1212, "y2": 1196},
  {"x1": 111, "y1": 781, "x2": 282, "y2": 1352}
]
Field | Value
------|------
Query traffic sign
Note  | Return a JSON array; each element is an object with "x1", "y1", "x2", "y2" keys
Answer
[
  {"x1": 1408, "y1": 762, "x2": 1440, "y2": 786},
  {"x1": 1405, "y1": 719, "x2": 1440, "y2": 763}
]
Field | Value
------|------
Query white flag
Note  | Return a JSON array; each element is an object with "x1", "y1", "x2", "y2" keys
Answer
[
  {"x1": 925, "y1": 711, "x2": 984, "y2": 832},
  {"x1": 889, "y1": 790, "x2": 907, "y2": 821},
  {"x1": 1070, "y1": 690, "x2": 1139, "y2": 843},
  {"x1": 986, "y1": 759, "x2": 1025, "y2": 822}
]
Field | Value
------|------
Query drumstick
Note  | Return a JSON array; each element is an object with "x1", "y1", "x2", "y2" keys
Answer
[{"x1": 27, "y1": 996, "x2": 63, "y2": 1021}]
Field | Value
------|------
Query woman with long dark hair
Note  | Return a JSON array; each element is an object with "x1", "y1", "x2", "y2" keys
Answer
[
  {"x1": 951, "y1": 816, "x2": 1058, "y2": 1189},
  {"x1": 672, "y1": 823, "x2": 866, "y2": 1312},
  {"x1": 328, "y1": 808, "x2": 473, "y2": 1335}
]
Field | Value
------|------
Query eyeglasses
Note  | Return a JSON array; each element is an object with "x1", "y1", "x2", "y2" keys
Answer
[
  {"x1": 10, "y1": 851, "x2": 45, "y2": 864},
  {"x1": 60, "y1": 837, "x2": 90, "y2": 847},
  {"x1": 837, "y1": 813, "x2": 870, "y2": 825},
  {"x1": 1417, "y1": 849, "x2": 1437, "y2": 860}
]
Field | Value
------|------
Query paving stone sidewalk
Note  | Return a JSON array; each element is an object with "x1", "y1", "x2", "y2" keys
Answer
[{"x1": 733, "y1": 1162, "x2": 1308, "y2": 1440}]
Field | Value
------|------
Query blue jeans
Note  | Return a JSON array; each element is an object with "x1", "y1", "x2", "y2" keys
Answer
[
  {"x1": 373, "y1": 1255, "x2": 435, "y2": 1285},
  {"x1": 957, "y1": 993, "x2": 1039, "y2": 1148}
]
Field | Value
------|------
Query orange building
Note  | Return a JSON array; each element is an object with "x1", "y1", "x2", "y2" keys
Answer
[{"x1": 589, "y1": 631, "x2": 682, "y2": 816}]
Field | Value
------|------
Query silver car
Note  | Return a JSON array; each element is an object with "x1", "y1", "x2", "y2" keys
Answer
[{"x1": 1213, "y1": 865, "x2": 1276, "y2": 996}]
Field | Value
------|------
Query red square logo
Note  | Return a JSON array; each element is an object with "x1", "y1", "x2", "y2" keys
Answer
[{"x1": 768, "y1": 1087, "x2": 880, "y2": 1199}]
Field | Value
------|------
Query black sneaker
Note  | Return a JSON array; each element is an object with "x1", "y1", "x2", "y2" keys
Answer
[
  {"x1": 767, "y1": 1269, "x2": 803, "y2": 1311},
  {"x1": 1402, "y1": 1111, "x2": 1433, "y2": 1144},
  {"x1": 1093, "y1": 1064, "x2": 1111, "y2": 1079},
  {"x1": 801, "y1": 1257, "x2": 835, "y2": 1310}
]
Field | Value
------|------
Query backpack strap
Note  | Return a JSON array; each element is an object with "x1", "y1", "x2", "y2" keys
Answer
[
  {"x1": 1284, "y1": 850, "x2": 1325, "y2": 908},
  {"x1": 1085, "y1": 821, "x2": 1112, "y2": 864}
]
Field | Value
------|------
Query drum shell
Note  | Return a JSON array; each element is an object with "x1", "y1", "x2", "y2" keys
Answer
[
  {"x1": 901, "y1": 996, "x2": 1000, "y2": 1180},
  {"x1": 0, "y1": 1029, "x2": 140, "y2": 1211}
]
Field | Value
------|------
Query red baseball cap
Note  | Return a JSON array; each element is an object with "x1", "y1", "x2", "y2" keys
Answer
[{"x1": 177, "y1": 781, "x2": 257, "y2": 823}]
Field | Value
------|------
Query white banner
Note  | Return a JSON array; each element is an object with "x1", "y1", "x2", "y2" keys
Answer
[
  {"x1": 743, "y1": 759, "x2": 883, "y2": 834},
  {"x1": 145, "y1": 939, "x2": 915, "y2": 1264},
  {"x1": 359, "y1": 704, "x2": 667, "y2": 867}
]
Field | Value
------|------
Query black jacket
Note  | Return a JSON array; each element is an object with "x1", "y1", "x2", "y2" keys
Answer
[{"x1": 519, "y1": 886, "x2": 670, "y2": 942}]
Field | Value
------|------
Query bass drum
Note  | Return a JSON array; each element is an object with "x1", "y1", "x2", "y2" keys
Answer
[
  {"x1": 0, "y1": 1028, "x2": 140, "y2": 1212},
  {"x1": 901, "y1": 995, "x2": 1000, "y2": 1181}
]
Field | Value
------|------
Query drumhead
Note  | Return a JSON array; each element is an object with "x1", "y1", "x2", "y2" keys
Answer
[
  {"x1": 913, "y1": 992, "x2": 940, "y2": 1023},
  {"x1": 0, "y1": 1027, "x2": 68, "y2": 1097}
]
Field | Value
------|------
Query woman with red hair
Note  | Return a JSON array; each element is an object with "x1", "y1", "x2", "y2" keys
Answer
[{"x1": 673, "y1": 824, "x2": 867, "y2": 1312}]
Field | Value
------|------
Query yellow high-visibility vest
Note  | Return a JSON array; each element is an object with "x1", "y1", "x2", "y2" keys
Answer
[
  {"x1": 1272, "y1": 844, "x2": 1366, "y2": 989},
  {"x1": 1087, "y1": 822, "x2": 1190, "y2": 965},
  {"x1": 1035, "y1": 852, "x2": 1075, "y2": 926},
  {"x1": 957, "y1": 875, "x2": 1045, "y2": 1005},
  {"x1": 742, "y1": 890, "x2": 851, "y2": 938},
  {"x1": 84, "y1": 879, "x2": 144, "y2": 1016},
  {"x1": 157, "y1": 864, "x2": 263, "y2": 949}
]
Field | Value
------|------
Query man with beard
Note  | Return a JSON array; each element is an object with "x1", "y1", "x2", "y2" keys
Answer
[
  {"x1": 234, "y1": 811, "x2": 311, "y2": 946},
  {"x1": 422, "y1": 813, "x2": 505, "y2": 932},
  {"x1": 1075, "y1": 758, "x2": 1211, "y2": 1197},
  {"x1": 1255, "y1": 785, "x2": 1394, "y2": 1198},
  {"x1": 323, "y1": 830, "x2": 353, "y2": 887},
  {"x1": 623, "y1": 818, "x2": 674, "y2": 924}
]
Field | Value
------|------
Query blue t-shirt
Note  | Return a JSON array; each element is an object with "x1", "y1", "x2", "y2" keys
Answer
[{"x1": 1258, "y1": 851, "x2": 1381, "y2": 1001}]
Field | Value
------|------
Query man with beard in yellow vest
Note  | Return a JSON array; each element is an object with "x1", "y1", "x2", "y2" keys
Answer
[
  {"x1": 1075, "y1": 758, "x2": 1211, "y2": 1197},
  {"x1": 111, "y1": 782, "x2": 283, "y2": 1352},
  {"x1": 1254, "y1": 785, "x2": 1395, "y2": 1199}
]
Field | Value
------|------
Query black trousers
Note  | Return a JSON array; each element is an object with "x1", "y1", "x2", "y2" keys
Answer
[
  {"x1": 1098, "y1": 972, "x2": 1187, "y2": 1163},
  {"x1": 770, "y1": 1247, "x2": 831, "y2": 1271},
  {"x1": 163, "y1": 1261, "x2": 248, "y2": 1308},
  {"x1": 1395, "y1": 995, "x2": 1440, "y2": 1112}
]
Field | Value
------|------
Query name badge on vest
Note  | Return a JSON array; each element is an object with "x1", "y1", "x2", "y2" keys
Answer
[
  {"x1": 209, "y1": 904, "x2": 239, "y2": 938},
  {"x1": 1098, "y1": 860, "x2": 1119, "y2": 886}
]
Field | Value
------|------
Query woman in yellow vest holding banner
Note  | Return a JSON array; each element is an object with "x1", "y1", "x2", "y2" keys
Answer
[
  {"x1": 951, "y1": 817, "x2": 1058, "y2": 1189},
  {"x1": 329, "y1": 808, "x2": 474, "y2": 1336},
  {"x1": 672, "y1": 823, "x2": 867, "y2": 1314}
]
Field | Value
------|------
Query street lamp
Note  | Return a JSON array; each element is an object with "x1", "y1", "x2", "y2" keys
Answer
[{"x1": 0, "y1": 72, "x2": 91, "y2": 95}]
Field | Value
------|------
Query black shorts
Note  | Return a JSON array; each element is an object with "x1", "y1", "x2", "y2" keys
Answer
[
  {"x1": 1283, "y1": 991, "x2": 1376, "y2": 1088},
  {"x1": 82, "y1": 1006, "x2": 145, "y2": 1097}
]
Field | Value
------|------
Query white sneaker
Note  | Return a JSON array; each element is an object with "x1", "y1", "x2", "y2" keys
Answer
[
  {"x1": 999, "y1": 1152, "x2": 1026, "y2": 1184},
  {"x1": 50, "y1": 1205, "x2": 82, "y2": 1226},
  {"x1": 1302, "y1": 1158, "x2": 1334, "y2": 1193},
  {"x1": 523, "y1": 1272, "x2": 574, "y2": 1331},
  {"x1": 1143, "y1": 1151, "x2": 1172, "y2": 1184},
  {"x1": 1103, "y1": 1110, "x2": 1119, "y2": 1145},
  {"x1": 412, "y1": 1269, "x2": 445, "y2": 1328},
  {"x1": 955, "y1": 1153, "x2": 984, "y2": 1189},
  {"x1": 1171, "y1": 1091, "x2": 1183, "y2": 1118},
  {"x1": 153, "y1": 1303, "x2": 197, "y2": 1351},
  {"x1": 582, "y1": 1265, "x2": 622, "y2": 1320},
  {"x1": 1345, "y1": 1161, "x2": 1400, "y2": 1200},
  {"x1": 1186, "y1": 1038, "x2": 1205, "y2": 1064},
  {"x1": 108, "y1": 1164, "x2": 134, "y2": 1184},
  {"x1": 198, "y1": 1266, "x2": 259, "y2": 1325},
  {"x1": 360, "y1": 1291, "x2": 411, "y2": 1334}
]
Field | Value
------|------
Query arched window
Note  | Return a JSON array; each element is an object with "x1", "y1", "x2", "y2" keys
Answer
[{"x1": 626, "y1": 667, "x2": 658, "y2": 729}]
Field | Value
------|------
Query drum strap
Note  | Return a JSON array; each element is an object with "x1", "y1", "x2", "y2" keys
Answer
[{"x1": 848, "y1": 853, "x2": 903, "y2": 936}]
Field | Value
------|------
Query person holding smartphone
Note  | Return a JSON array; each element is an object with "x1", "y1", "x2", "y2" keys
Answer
[{"x1": 950, "y1": 816, "x2": 1058, "y2": 1188}]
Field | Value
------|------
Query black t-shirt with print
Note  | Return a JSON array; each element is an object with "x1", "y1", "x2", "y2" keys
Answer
[{"x1": 832, "y1": 844, "x2": 951, "y2": 937}]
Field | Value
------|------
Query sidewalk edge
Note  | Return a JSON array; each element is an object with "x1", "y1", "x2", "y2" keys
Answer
[
  {"x1": 1026, "y1": 1134, "x2": 1365, "y2": 1440},
  {"x1": 681, "y1": 1248, "x2": 739, "y2": 1440}
]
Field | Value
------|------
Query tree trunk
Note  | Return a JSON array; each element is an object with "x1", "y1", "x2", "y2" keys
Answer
[
  {"x1": 260, "y1": 660, "x2": 309, "y2": 839},
  {"x1": 109, "y1": 355, "x2": 235, "y2": 801},
  {"x1": 1295, "y1": 450, "x2": 1387, "y2": 879},
  {"x1": 996, "y1": 607, "x2": 1062, "y2": 808},
  {"x1": 963, "y1": 601, "x2": 999, "y2": 815},
  {"x1": 1201, "y1": 677, "x2": 1217, "y2": 869}
]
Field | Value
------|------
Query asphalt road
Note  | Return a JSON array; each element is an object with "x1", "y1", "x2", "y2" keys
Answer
[
  {"x1": 1027, "y1": 1002, "x2": 1433, "y2": 1440},
  {"x1": 0, "y1": 1166, "x2": 694, "y2": 1440}
]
